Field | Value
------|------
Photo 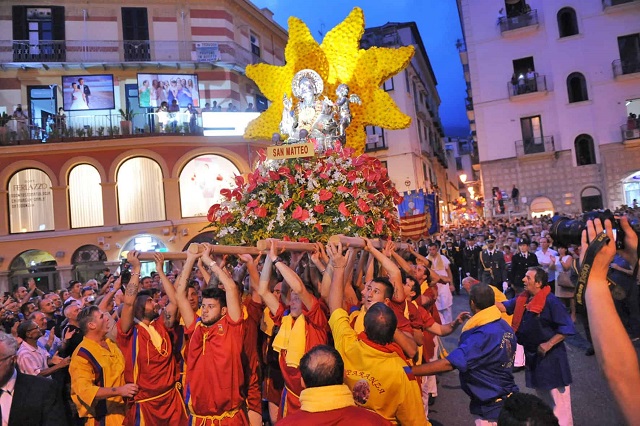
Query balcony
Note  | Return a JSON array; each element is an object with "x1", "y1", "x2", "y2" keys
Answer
[
  {"x1": 0, "y1": 111, "x2": 260, "y2": 146},
  {"x1": 3, "y1": 40, "x2": 263, "y2": 71},
  {"x1": 621, "y1": 122, "x2": 640, "y2": 145},
  {"x1": 515, "y1": 136, "x2": 555, "y2": 158},
  {"x1": 603, "y1": 0, "x2": 640, "y2": 10},
  {"x1": 499, "y1": 9, "x2": 539, "y2": 35},
  {"x1": 508, "y1": 75, "x2": 547, "y2": 99},
  {"x1": 612, "y1": 59, "x2": 640, "y2": 79}
]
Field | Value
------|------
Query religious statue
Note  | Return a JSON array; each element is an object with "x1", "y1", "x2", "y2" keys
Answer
[{"x1": 277, "y1": 69, "x2": 360, "y2": 153}]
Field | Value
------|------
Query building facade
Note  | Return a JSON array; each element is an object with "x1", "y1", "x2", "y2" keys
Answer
[
  {"x1": 458, "y1": 0, "x2": 640, "y2": 218},
  {"x1": 0, "y1": 0, "x2": 287, "y2": 292},
  {"x1": 360, "y1": 22, "x2": 451, "y2": 225}
]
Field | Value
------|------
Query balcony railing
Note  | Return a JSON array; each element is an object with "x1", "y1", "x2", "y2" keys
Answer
[
  {"x1": 612, "y1": 59, "x2": 640, "y2": 77},
  {"x1": 0, "y1": 111, "x2": 260, "y2": 145},
  {"x1": 508, "y1": 75, "x2": 547, "y2": 97},
  {"x1": 621, "y1": 122, "x2": 640, "y2": 141},
  {"x1": 515, "y1": 136, "x2": 554, "y2": 157},
  {"x1": 499, "y1": 9, "x2": 539, "y2": 33},
  {"x1": 603, "y1": 0, "x2": 640, "y2": 8},
  {"x1": 5, "y1": 40, "x2": 263, "y2": 68}
]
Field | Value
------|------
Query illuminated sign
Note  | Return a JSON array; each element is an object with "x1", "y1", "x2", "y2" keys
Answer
[{"x1": 201, "y1": 112, "x2": 260, "y2": 136}]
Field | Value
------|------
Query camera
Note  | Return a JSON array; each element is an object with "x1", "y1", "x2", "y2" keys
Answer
[
  {"x1": 550, "y1": 209, "x2": 625, "y2": 249},
  {"x1": 86, "y1": 295, "x2": 96, "y2": 303}
]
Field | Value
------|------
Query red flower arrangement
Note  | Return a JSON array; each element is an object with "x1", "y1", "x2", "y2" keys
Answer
[{"x1": 207, "y1": 146, "x2": 402, "y2": 244}]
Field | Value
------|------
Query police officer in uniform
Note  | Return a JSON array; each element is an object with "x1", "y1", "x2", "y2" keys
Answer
[
  {"x1": 477, "y1": 236, "x2": 506, "y2": 290},
  {"x1": 463, "y1": 235, "x2": 480, "y2": 279},
  {"x1": 442, "y1": 239, "x2": 463, "y2": 295}
]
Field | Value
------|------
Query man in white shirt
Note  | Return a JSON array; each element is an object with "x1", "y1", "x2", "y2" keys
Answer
[
  {"x1": 535, "y1": 237, "x2": 558, "y2": 293},
  {"x1": 427, "y1": 243, "x2": 454, "y2": 324},
  {"x1": 15, "y1": 320, "x2": 68, "y2": 378}
]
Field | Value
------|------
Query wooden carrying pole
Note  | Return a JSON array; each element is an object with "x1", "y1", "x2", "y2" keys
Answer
[
  {"x1": 134, "y1": 237, "x2": 412, "y2": 261},
  {"x1": 256, "y1": 239, "x2": 317, "y2": 252},
  {"x1": 136, "y1": 243, "x2": 261, "y2": 261},
  {"x1": 327, "y1": 235, "x2": 412, "y2": 251}
]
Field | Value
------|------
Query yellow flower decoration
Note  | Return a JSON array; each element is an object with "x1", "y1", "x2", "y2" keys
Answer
[{"x1": 244, "y1": 7, "x2": 414, "y2": 154}]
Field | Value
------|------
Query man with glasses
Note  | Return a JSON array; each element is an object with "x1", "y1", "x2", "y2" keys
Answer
[
  {"x1": 16, "y1": 320, "x2": 69, "y2": 377},
  {"x1": 69, "y1": 305, "x2": 139, "y2": 426},
  {"x1": 0, "y1": 331, "x2": 68, "y2": 425}
]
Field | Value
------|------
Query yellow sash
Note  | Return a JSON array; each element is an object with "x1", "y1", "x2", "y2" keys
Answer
[
  {"x1": 135, "y1": 319, "x2": 164, "y2": 352},
  {"x1": 272, "y1": 314, "x2": 307, "y2": 368},
  {"x1": 461, "y1": 305, "x2": 502, "y2": 333},
  {"x1": 260, "y1": 307, "x2": 276, "y2": 337}
]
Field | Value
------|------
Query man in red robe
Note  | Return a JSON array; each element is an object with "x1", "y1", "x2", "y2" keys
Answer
[
  {"x1": 117, "y1": 251, "x2": 187, "y2": 426},
  {"x1": 176, "y1": 245, "x2": 248, "y2": 425},
  {"x1": 257, "y1": 242, "x2": 328, "y2": 419}
]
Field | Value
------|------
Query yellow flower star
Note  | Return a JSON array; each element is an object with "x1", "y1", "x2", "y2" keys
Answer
[{"x1": 244, "y1": 7, "x2": 414, "y2": 154}]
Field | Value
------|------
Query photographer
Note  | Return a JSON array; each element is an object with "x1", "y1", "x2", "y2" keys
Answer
[{"x1": 581, "y1": 217, "x2": 640, "y2": 425}]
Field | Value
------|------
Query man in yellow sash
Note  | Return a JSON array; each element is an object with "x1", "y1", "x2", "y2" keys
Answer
[{"x1": 412, "y1": 284, "x2": 518, "y2": 425}]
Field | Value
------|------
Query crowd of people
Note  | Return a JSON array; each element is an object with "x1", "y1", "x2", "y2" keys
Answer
[{"x1": 0, "y1": 210, "x2": 638, "y2": 425}]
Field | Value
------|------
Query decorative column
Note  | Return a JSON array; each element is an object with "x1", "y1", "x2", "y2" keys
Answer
[
  {"x1": 0, "y1": 190, "x2": 8, "y2": 235},
  {"x1": 101, "y1": 182, "x2": 118, "y2": 227},
  {"x1": 163, "y1": 177, "x2": 181, "y2": 220},
  {"x1": 51, "y1": 186, "x2": 70, "y2": 231},
  {"x1": 0, "y1": 270, "x2": 10, "y2": 294},
  {"x1": 56, "y1": 265, "x2": 74, "y2": 290}
]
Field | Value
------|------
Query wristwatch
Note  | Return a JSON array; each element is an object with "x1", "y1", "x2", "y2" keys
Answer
[{"x1": 272, "y1": 257, "x2": 282, "y2": 266}]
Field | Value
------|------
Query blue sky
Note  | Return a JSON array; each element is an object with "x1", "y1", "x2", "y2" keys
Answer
[{"x1": 250, "y1": 0, "x2": 470, "y2": 137}]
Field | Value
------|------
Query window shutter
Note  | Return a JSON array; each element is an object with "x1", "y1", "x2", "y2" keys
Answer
[{"x1": 12, "y1": 6, "x2": 27, "y2": 40}]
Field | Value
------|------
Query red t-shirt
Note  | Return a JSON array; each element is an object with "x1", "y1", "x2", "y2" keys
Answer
[{"x1": 184, "y1": 315, "x2": 245, "y2": 416}]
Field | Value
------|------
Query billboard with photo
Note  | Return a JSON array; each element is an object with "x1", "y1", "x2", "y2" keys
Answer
[
  {"x1": 61, "y1": 74, "x2": 115, "y2": 111},
  {"x1": 137, "y1": 73, "x2": 200, "y2": 108}
]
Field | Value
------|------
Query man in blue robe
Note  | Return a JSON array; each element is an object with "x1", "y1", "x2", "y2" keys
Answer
[
  {"x1": 499, "y1": 267, "x2": 575, "y2": 426},
  {"x1": 412, "y1": 284, "x2": 518, "y2": 424}
]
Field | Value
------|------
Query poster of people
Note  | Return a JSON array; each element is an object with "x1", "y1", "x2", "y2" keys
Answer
[
  {"x1": 61, "y1": 74, "x2": 115, "y2": 111},
  {"x1": 137, "y1": 73, "x2": 200, "y2": 108}
]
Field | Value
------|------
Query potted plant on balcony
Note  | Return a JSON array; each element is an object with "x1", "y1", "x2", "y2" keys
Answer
[{"x1": 119, "y1": 108, "x2": 133, "y2": 135}]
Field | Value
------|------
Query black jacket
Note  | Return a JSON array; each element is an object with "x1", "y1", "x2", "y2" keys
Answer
[
  {"x1": 509, "y1": 251, "x2": 539, "y2": 287},
  {"x1": 8, "y1": 371, "x2": 69, "y2": 426}
]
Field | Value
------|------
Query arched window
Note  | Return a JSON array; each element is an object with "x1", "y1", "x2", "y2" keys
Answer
[
  {"x1": 179, "y1": 154, "x2": 241, "y2": 217},
  {"x1": 69, "y1": 164, "x2": 104, "y2": 228},
  {"x1": 581, "y1": 187, "x2": 603, "y2": 212},
  {"x1": 575, "y1": 134, "x2": 596, "y2": 166},
  {"x1": 557, "y1": 7, "x2": 578, "y2": 38},
  {"x1": 8, "y1": 169, "x2": 54, "y2": 233},
  {"x1": 117, "y1": 157, "x2": 165, "y2": 224},
  {"x1": 567, "y1": 72, "x2": 588, "y2": 103}
]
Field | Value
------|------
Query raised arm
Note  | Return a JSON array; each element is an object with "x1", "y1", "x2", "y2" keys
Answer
[
  {"x1": 98, "y1": 276, "x2": 122, "y2": 314},
  {"x1": 238, "y1": 253, "x2": 262, "y2": 303},
  {"x1": 119, "y1": 251, "x2": 142, "y2": 334},
  {"x1": 268, "y1": 242, "x2": 315, "y2": 310},
  {"x1": 197, "y1": 258, "x2": 211, "y2": 287},
  {"x1": 153, "y1": 253, "x2": 178, "y2": 328},
  {"x1": 583, "y1": 217, "x2": 640, "y2": 425},
  {"x1": 175, "y1": 251, "x2": 200, "y2": 329},
  {"x1": 201, "y1": 245, "x2": 242, "y2": 322},
  {"x1": 363, "y1": 239, "x2": 404, "y2": 303},
  {"x1": 326, "y1": 242, "x2": 347, "y2": 313},
  {"x1": 257, "y1": 256, "x2": 280, "y2": 314}
]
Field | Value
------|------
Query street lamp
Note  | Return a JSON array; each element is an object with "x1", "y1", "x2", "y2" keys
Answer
[{"x1": 459, "y1": 173, "x2": 468, "y2": 184}]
